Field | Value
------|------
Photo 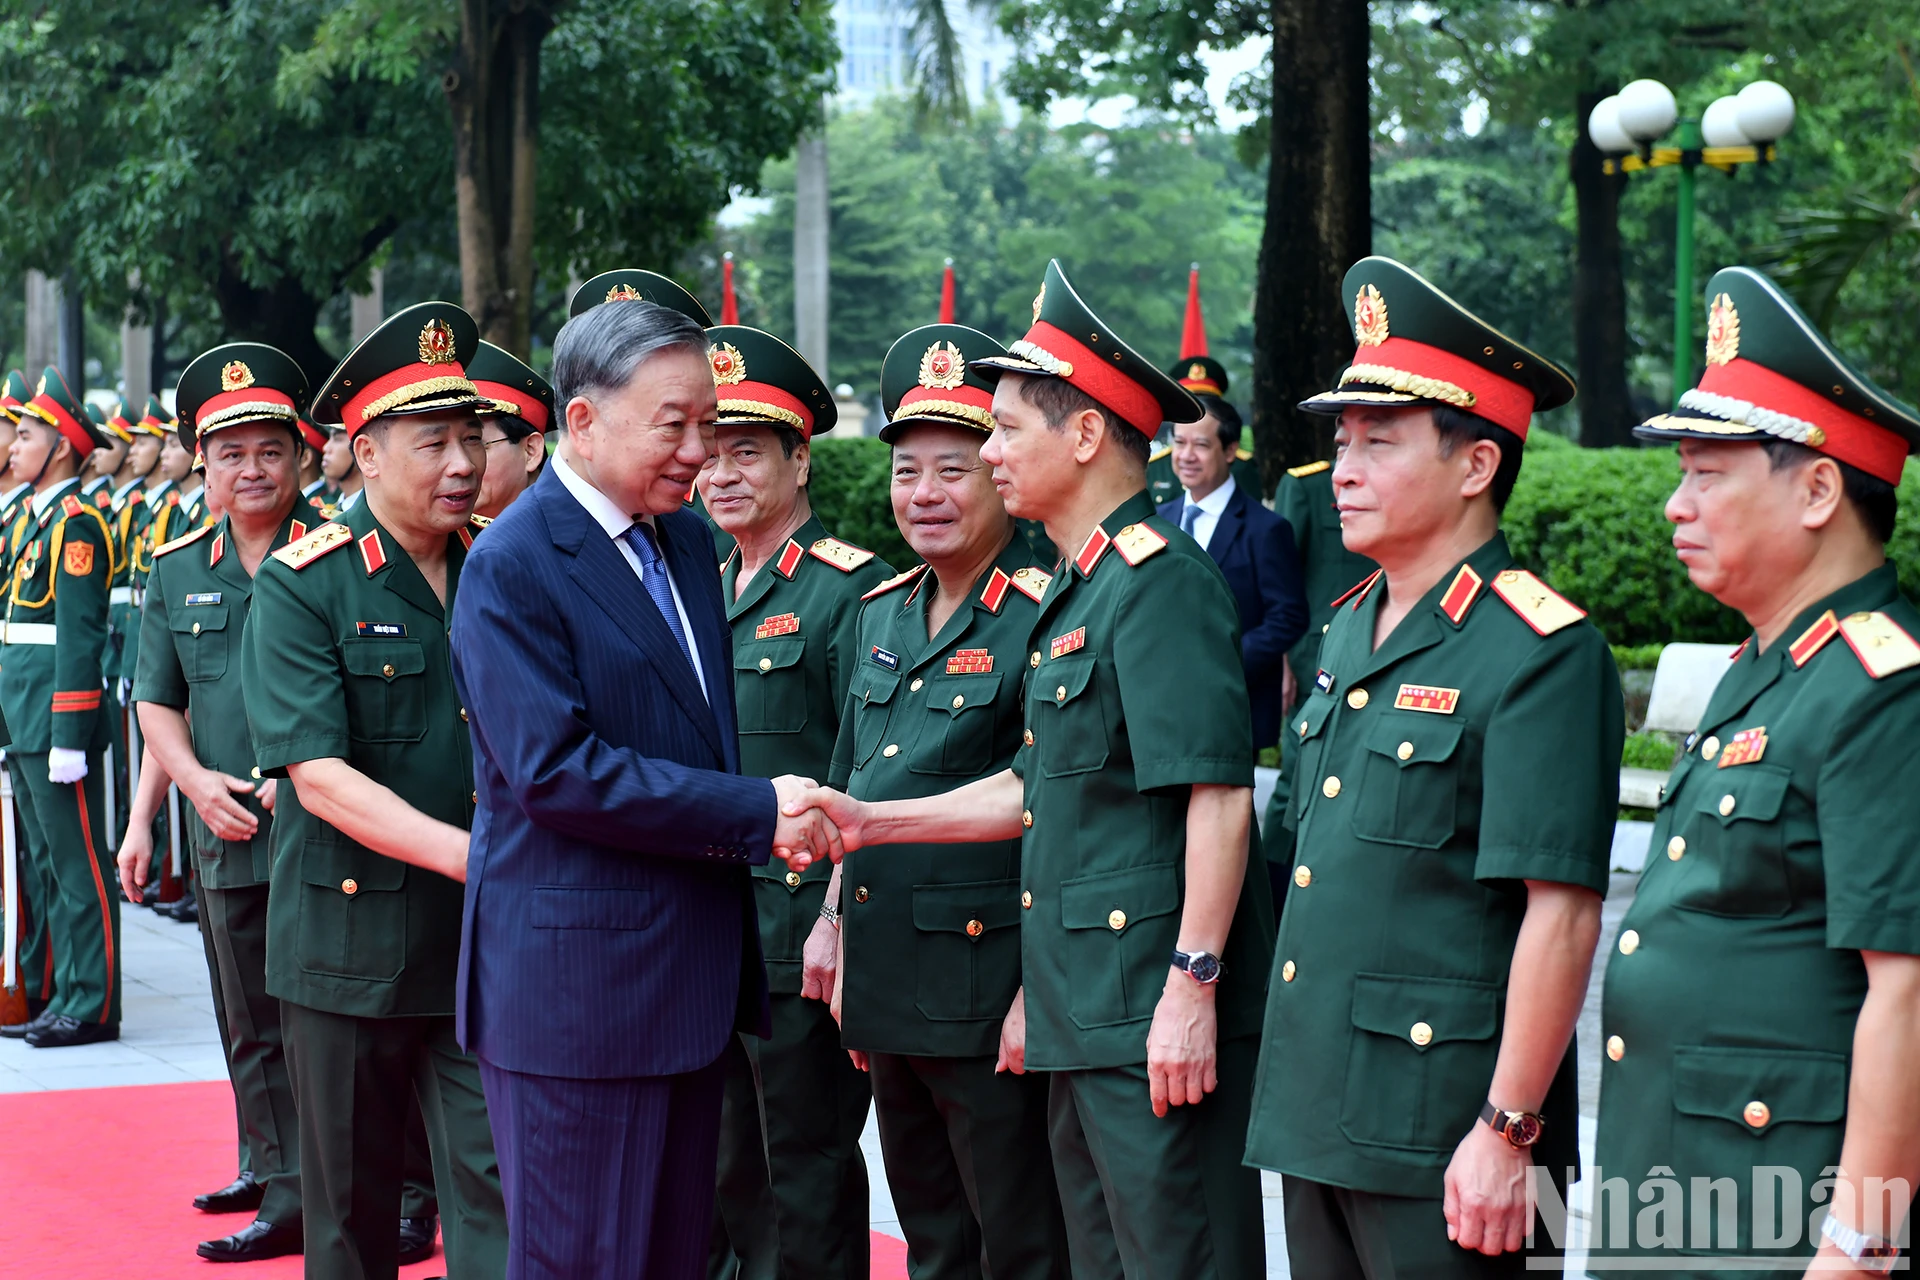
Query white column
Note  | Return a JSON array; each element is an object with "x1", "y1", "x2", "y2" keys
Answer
[
  {"x1": 792, "y1": 128, "x2": 830, "y2": 380},
  {"x1": 350, "y1": 267, "x2": 385, "y2": 343},
  {"x1": 121, "y1": 283, "x2": 152, "y2": 406},
  {"x1": 23, "y1": 271, "x2": 58, "y2": 375}
]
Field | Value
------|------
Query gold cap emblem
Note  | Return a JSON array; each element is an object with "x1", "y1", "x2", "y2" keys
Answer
[
  {"x1": 605, "y1": 283, "x2": 644, "y2": 303},
  {"x1": 1188, "y1": 361, "x2": 1207, "y2": 381},
  {"x1": 34, "y1": 375, "x2": 47, "y2": 396},
  {"x1": 918, "y1": 341, "x2": 966, "y2": 390},
  {"x1": 418, "y1": 318, "x2": 457, "y2": 365},
  {"x1": 1031, "y1": 281, "x2": 1046, "y2": 324},
  {"x1": 1705, "y1": 293, "x2": 1740, "y2": 366},
  {"x1": 220, "y1": 361, "x2": 255, "y2": 392},
  {"x1": 709, "y1": 342, "x2": 746, "y2": 386},
  {"x1": 1354, "y1": 284, "x2": 1389, "y2": 346}
]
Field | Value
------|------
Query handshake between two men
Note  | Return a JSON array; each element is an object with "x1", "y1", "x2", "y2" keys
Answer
[{"x1": 768, "y1": 767, "x2": 1029, "y2": 870}]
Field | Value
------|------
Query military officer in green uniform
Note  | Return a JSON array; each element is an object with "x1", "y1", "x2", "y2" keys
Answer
[
  {"x1": 107, "y1": 399, "x2": 167, "y2": 693},
  {"x1": 810, "y1": 324, "x2": 1068, "y2": 1280},
  {"x1": 297, "y1": 416, "x2": 339, "y2": 518},
  {"x1": 468, "y1": 340, "x2": 553, "y2": 519},
  {"x1": 794, "y1": 260, "x2": 1275, "y2": 1279},
  {"x1": 1146, "y1": 356, "x2": 1259, "y2": 507},
  {"x1": 695, "y1": 323, "x2": 888, "y2": 1280},
  {"x1": 242, "y1": 302, "x2": 507, "y2": 1280},
  {"x1": 1591, "y1": 268, "x2": 1920, "y2": 1275},
  {"x1": 1242, "y1": 258, "x2": 1620, "y2": 1277},
  {"x1": 127, "y1": 343, "x2": 315, "y2": 1262},
  {"x1": 1, "y1": 367, "x2": 121, "y2": 1049}
]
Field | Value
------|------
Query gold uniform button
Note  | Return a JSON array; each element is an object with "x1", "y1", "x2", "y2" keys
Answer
[
  {"x1": 1055, "y1": 685, "x2": 1067, "y2": 702},
  {"x1": 910, "y1": 678, "x2": 923, "y2": 692},
  {"x1": 1667, "y1": 836, "x2": 1686, "y2": 861},
  {"x1": 785, "y1": 871, "x2": 801, "y2": 887},
  {"x1": 341, "y1": 879, "x2": 358, "y2": 896},
  {"x1": 191, "y1": 622, "x2": 201, "y2": 635},
  {"x1": 1107, "y1": 909, "x2": 1127, "y2": 931},
  {"x1": 854, "y1": 886, "x2": 869, "y2": 903},
  {"x1": 1281, "y1": 960, "x2": 1296, "y2": 982},
  {"x1": 758, "y1": 657, "x2": 772, "y2": 672},
  {"x1": 1023, "y1": 730, "x2": 1034, "y2": 747},
  {"x1": 1299, "y1": 720, "x2": 1309, "y2": 738},
  {"x1": 1607, "y1": 1034, "x2": 1625, "y2": 1061},
  {"x1": 1347, "y1": 688, "x2": 1369, "y2": 710},
  {"x1": 883, "y1": 744, "x2": 900, "y2": 758},
  {"x1": 1294, "y1": 865, "x2": 1312, "y2": 888},
  {"x1": 250, "y1": 767, "x2": 262, "y2": 779},
  {"x1": 471, "y1": 790, "x2": 478, "y2": 804},
  {"x1": 1030, "y1": 651, "x2": 1041, "y2": 668},
  {"x1": 1719, "y1": 794, "x2": 1736, "y2": 817},
  {"x1": 1321, "y1": 623, "x2": 1330, "y2": 635},
  {"x1": 951, "y1": 694, "x2": 965, "y2": 709},
  {"x1": 1702, "y1": 735, "x2": 1721, "y2": 761},
  {"x1": 1409, "y1": 1021, "x2": 1433, "y2": 1047},
  {"x1": 965, "y1": 919, "x2": 984, "y2": 938},
  {"x1": 1397, "y1": 741, "x2": 1414, "y2": 761},
  {"x1": 1744, "y1": 1100, "x2": 1771, "y2": 1128},
  {"x1": 460, "y1": 708, "x2": 468, "y2": 722},
  {"x1": 1322, "y1": 775, "x2": 1342, "y2": 799},
  {"x1": 1021, "y1": 891, "x2": 1033, "y2": 909},
  {"x1": 382, "y1": 663, "x2": 396, "y2": 678},
  {"x1": 1618, "y1": 929, "x2": 1640, "y2": 956},
  {"x1": 1022, "y1": 809, "x2": 1033, "y2": 829}
]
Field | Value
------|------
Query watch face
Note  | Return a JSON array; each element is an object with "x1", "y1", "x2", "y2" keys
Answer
[
  {"x1": 1189, "y1": 953, "x2": 1222, "y2": 983},
  {"x1": 1505, "y1": 1113, "x2": 1543, "y2": 1147}
]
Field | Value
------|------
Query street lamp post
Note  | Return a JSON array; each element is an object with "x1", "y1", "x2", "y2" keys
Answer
[{"x1": 1588, "y1": 79, "x2": 1797, "y2": 407}]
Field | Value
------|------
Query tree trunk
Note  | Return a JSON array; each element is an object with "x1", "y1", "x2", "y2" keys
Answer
[
  {"x1": 1252, "y1": 0, "x2": 1371, "y2": 496},
  {"x1": 1570, "y1": 87, "x2": 1635, "y2": 447},
  {"x1": 209, "y1": 258, "x2": 335, "y2": 390}
]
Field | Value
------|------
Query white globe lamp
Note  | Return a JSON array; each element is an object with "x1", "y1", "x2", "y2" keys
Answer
[
  {"x1": 1735, "y1": 80, "x2": 1796, "y2": 143},
  {"x1": 1616, "y1": 78, "x2": 1679, "y2": 142},
  {"x1": 1700, "y1": 96, "x2": 1749, "y2": 148},
  {"x1": 1587, "y1": 96, "x2": 1634, "y2": 153}
]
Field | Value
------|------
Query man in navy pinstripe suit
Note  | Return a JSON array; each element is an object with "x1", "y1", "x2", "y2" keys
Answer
[{"x1": 450, "y1": 300, "x2": 841, "y2": 1280}]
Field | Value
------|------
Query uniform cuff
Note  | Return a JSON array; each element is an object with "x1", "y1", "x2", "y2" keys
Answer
[
  {"x1": 1473, "y1": 844, "x2": 1609, "y2": 895},
  {"x1": 1828, "y1": 912, "x2": 1920, "y2": 957},
  {"x1": 1133, "y1": 754, "x2": 1253, "y2": 793},
  {"x1": 253, "y1": 733, "x2": 351, "y2": 777}
]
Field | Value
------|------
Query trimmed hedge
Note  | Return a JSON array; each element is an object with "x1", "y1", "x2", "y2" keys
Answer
[{"x1": 808, "y1": 438, "x2": 913, "y2": 569}]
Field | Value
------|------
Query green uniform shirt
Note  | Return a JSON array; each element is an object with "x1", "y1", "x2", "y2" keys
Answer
[
  {"x1": 1244, "y1": 532, "x2": 1620, "y2": 1196},
  {"x1": 1274, "y1": 462, "x2": 1375, "y2": 682},
  {"x1": 830, "y1": 536, "x2": 1051, "y2": 1058},
  {"x1": 0, "y1": 480, "x2": 113, "y2": 753},
  {"x1": 1013, "y1": 490, "x2": 1272, "y2": 1072},
  {"x1": 1593, "y1": 564, "x2": 1920, "y2": 1265},
  {"x1": 723, "y1": 513, "x2": 891, "y2": 993},
  {"x1": 243, "y1": 501, "x2": 481, "y2": 1017},
  {"x1": 134, "y1": 512, "x2": 311, "y2": 889}
]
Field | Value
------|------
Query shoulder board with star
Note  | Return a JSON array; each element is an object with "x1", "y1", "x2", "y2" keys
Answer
[
  {"x1": 153, "y1": 524, "x2": 214, "y2": 559},
  {"x1": 1487, "y1": 567, "x2": 1586, "y2": 636},
  {"x1": 271, "y1": 522, "x2": 352, "y2": 570},
  {"x1": 861, "y1": 563, "x2": 928, "y2": 601},
  {"x1": 1235, "y1": 446, "x2": 1254, "y2": 462},
  {"x1": 470, "y1": 512, "x2": 492, "y2": 529},
  {"x1": 1111, "y1": 522, "x2": 1169, "y2": 566},
  {"x1": 1007, "y1": 564, "x2": 1051, "y2": 604},
  {"x1": 808, "y1": 536, "x2": 876, "y2": 573},
  {"x1": 1287, "y1": 459, "x2": 1331, "y2": 478},
  {"x1": 1836, "y1": 610, "x2": 1920, "y2": 679},
  {"x1": 1148, "y1": 444, "x2": 1172, "y2": 463},
  {"x1": 455, "y1": 511, "x2": 493, "y2": 549}
]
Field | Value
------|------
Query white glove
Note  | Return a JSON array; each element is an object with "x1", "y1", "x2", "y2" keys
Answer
[{"x1": 48, "y1": 747, "x2": 88, "y2": 785}]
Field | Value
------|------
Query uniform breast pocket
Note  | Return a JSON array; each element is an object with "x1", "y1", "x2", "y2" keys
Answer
[
  {"x1": 1035, "y1": 657, "x2": 1108, "y2": 778},
  {"x1": 1673, "y1": 763, "x2": 1793, "y2": 918},
  {"x1": 1339, "y1": 972, "x2": 1501, "y2": 1153},
  {"x1": 1289, "y1": 694, "x2": 1336, "y2": 822},
  {"x1": 909, "y1": 674, "x2": 1002, "y2": 777},
  {"x1": 341, "y1": 638, "x2": 428, "y2": 744},
  {"x1": 735, "y1": 638, "x2": 808, "y2": 735},
  {"x1": 1058, "y1": 863, "x2": 1182, "y2": 1028},
  {"x1": 295, "y1": 837, "x2": 408, "y2": 982},
  {"x1": 911, "y1": 878, "x2": 1023, "y2": 1021},
  {"x1": 849, "y1": 672, "x2": 900, "y2": 769},
  {"x1": 171, "y1": 605, "x2": 230, "y2": 682},
  {"x1": 1353, "y1": 719, "x2": 1464, "y2": 849}
]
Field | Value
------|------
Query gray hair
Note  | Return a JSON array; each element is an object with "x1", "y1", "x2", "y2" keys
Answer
[{"x1": 550, "y1": 301, "x2": 709, "y2": 407}]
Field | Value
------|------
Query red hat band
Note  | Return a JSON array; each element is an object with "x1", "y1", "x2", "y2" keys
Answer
[
  {"x1": 1015, "y1": 321, "x2": 1160, "y2": 435},
  {"x1": 341, "y1": 362, "x2": 477, "y2": 437},
  {"x1": 896, "y1": 383, "x2": 994, "y2": 430},
  {"x1": 297, "y1": 420, "x2": 327, "y2": 451},
  {"x1": 1340, "y1": 336, "x2": 1536, "y2": 437},
  {"x1": 473, "y1": 379, "x2": 552, "y2": 432},
  {"x1": 1691, "y1": 358, "x2": 1907, "y2": 484},
  {"x1": 22, "y1": 391, "x2": 95, "y2": 458},
  {"x1": 718, "y1": 381, "x2": 815, "y2": 438},
  {"x1": 195, "y1": 386, "x2": 299, "y2": 434}
]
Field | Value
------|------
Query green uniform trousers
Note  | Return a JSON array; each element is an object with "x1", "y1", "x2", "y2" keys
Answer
[
  {"x1": 281, "y1": 1002, "x2": 505, "y2": 1280},
  {"x1": 1280, "y1": 1176, "x2": 1560, "y2": 1279},
  {"x1": 712, "y1": 993, "x2": 871, "y2": 1280},
  {"x1": 868, "y1": 1051, "x2": 1068, "y2": 1280},
  {"x1": 1046, "y1": 1036, "x2": 1264, "y2": 1280},
  {"x1": 5, "y1": 755, "x2": 56, "y2": 1002},
  {"x1": 193, "y1": 885, "x2": 251, "y2": 1180},
  {"x1": 12, "y1": 753, "x2": 118, "y2": 1024},
  {"x1": 402, "y1": 1095, "x2": 439, "y2": 1221}
]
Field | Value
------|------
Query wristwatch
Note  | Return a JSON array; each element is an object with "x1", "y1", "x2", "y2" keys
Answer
[
  {"x1": 1822, "y1": 1211, "x2": 1901, "y2": 1273},
  {"x1": 818, "y1": 902, "x2": 841, "y2": 929},
  {"x1": 1479, "y1": 1100, "x2": 1544, "y2": 1149},
  {"x1": 1170, "y1": 949, "x2": 1223, "y2": 984}
]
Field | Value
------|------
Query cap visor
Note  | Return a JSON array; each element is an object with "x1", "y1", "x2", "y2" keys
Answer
[
  {"x1": 967, "y1": 353, "x2": 1053, "y2": 385},
  {"x1": 374, "y1": 392, "x2": 490, "y2": 420},
  {"x1": 1297, "y1": 387, "x2": 1427, "y2": 416},
  {"x1": 1632, "y1": 407, "x2": 1770, "y2": 445},
  {"x1": 877, "y1": 411, "x2": 993, "y2": 444}
]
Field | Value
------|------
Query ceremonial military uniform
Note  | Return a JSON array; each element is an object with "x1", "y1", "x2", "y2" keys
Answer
[
  {"x1": 242, "y1": 303, "x2": 505, "y2": 1280},
  {"x1": 0, "y1": 369, "x2": 121, "y2": 1046},
  {"x1": 1244, "y1": 259, "x2": 1617, "y2": 1277},
  {"x1": 704, "y1": 324, "x2": 887, "y2": 1280},
  {"x1": 969, "y1": 261, "x2": 1275, "y2": 1279},
  {"x1": 1592, "y1": 269, "x2": 1920, "y2": 1273},
  {"x1": 827, "y1": 325, "x2": 1068, "y2": 1280}
]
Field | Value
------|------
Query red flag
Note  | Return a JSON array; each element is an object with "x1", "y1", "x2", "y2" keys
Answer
[
  {"x1": 939, "y1": 258, "x2": 955, "y2": 324},
  {"x1": 1180, "y1": 262, "x2": 1207, "y2": 357},
  {"x1": 721, "y1": 252, "x2": 739, "y2": 325}
]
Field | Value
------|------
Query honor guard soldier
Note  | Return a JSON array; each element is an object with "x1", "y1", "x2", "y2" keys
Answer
[
  {"x1": 82, "y1": 402, "x2": 128, "y2": 511},
  {"x1": 1243, "y1": 258, "x2": 1620, "y2": 1277},
  {"x1": 293, "y1": 417, "x2": 334, "y2": 517},
  {"x1": 107, "y1": 398, "x2": 167, "y2": 691},
  {"x1": 819, "y1": 324, "x2": 1069, "y2": 1280},
  {"x1": 467, "y1": 341, "x2": 553, "y2": 519},
  {"x1": 317, "y1": 423, "x2": 363, "y2": 516},
  {"x1": 1592, "y1": 269, "x2": 1920, "y2": 1274},
  {"x1": 128, "y1": 344, "x2": 315, "y2": 1262},
  {"x1": 696, "y1": 323, "x2": 890, "y2": 1280},
  {"x1": 1, "y1": 367, "x2": 122, "y2": 1049},
  {"x1": 241, "y1": 302, "x2": 507, "y2": 1280}
]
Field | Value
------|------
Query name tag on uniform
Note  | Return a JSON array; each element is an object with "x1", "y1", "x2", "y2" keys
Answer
[
  {"x1": 1314, "y1": 669, "x2": 1334, "y2": 694},
  {"x1": 356, "y1": 621, "x2": 408, "y2": 638},
  {"x1": 1717, "y1": 726, "x2": 1767, "y2": 768},
  {"x1": 184, "y1": 592, "x2": 222, "y2": 606},
  {"x1": 1049, "y1": 627, "x2": 1086, "y2": 659},
  {"x1": 946, "y1": 647, "x2": 993, "y2": 674},
  {"x1": 1394, "y1": 684, "x2": 1460, "y2": 714},
  {"x1": 756, "y1": 612, "x2": 799, "y2": 639},
  {"x1": 869, "y1": 645, "x2": 900, "y2": 671}
]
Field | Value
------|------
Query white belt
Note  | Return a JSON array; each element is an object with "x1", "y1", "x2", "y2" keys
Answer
[
  {"x1": 109, "y1": 587, "x2": 133, "y2": 605},
  {"x1": 3, "y1": 623, "x2": 57, "y2": 646}
]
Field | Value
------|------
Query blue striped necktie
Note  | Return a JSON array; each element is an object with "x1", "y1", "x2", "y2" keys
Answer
[
  {"x1": 621, "y1": 521, "x2": 695, "y2": 673},
  {"x1": 1181, "y1": 502, "x2": 1201, "y2": 536}
]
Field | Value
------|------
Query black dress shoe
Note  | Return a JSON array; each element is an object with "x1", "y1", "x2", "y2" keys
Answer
[
  {"x1": 398, "y1": 1214, "x2": 439, "y2": 1266},
  {"x1": 194, "y1": 1170, "x2": 264, "y2": 1214},
  {"x1": 166, "y1": 889, "x2": 199, "y2": 923},
  {"x1": 23, "y1": 1014, "x2": 120, "y2": 1048},
  {"x1": 0, "y1": 1004, "x2": 56, "y2": 1040},
  {"x1": 196, "y1": 1218, "x2": 303, "y2": 1262}
]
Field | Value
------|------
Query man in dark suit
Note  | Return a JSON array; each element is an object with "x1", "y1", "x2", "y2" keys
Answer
[
  {"x1": 449, "y1": 300, "x2": 840, "y2": 1280},
  {"x1": 1157, "y1": 393, "x2": 1308, "y2": 753}
]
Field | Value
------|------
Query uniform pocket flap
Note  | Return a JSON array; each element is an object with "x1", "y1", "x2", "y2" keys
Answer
[
  {"x1": 170, "y1": 604, "x2": 229, "y2": 632},
  {"x1": 530, "y1": 884, "x2": 656, "y2": 930},
  {"x1": 1363, "y1": 719, "x2": 1464, "y2": 768},
  {"x1": 342, "y1": 639, "x2": 425, "y2": 681},
  {"x1": 1671, "y1": 1044, "x2": 1847, "y2": 1131},
  {"x1": 1058, "y1": 863, "x2": 1181, "y2": 931},
  {"x1": 1292, "y1": 693, "x2": 1335, "y2": 744},
  {"x1": 1040, "y1": 657, "x2": 1097, "y2": 708},
  {"x1": 736, "y1": 637, "x2": 805, "y2": 673},
  {"x1": 298, "y1": 839, "x2": 407, "y2": 893},
  {"x1": 911, "y1": 879, "x2": 1023, "y2": 935},
  {"x1": 930, "y1": 672, "x2": 1001, "y2": 712},
  {"x1": 855, "y1": 670, "x2": 900, "y2": 706},
  {"x1": 1695, "y1": 762, "x2": 1790, "y2": 826},
  {"x1": 1349, "y1": 972, "x2": 1500, "y2": 1047}
]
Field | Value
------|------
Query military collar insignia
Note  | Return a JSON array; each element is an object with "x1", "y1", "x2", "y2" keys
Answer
[
  {"x1": 1789, "y1": 609, "x2": 1839, "y2": 667},
  {"x1": 756, "y1": 612, "x2": 800, "y2": 639},
  {"x1": 1394, "y1": 684, "x2": 1460, "y2": 714},
  {"x1": 1729, "y1": 637, "x2": 1752, "y2": 663},
  {"x1": 946, "y1": 647, "x2": 993, "y2": 674},
  {"x1": 869, "y1": 644, "x2": 901, "y2": 671},
  {"x1": 1717, "y1": 726, "x2": 1768, "y2": 767},
  {"x1": 60, "y1": 493, "x2": 84, "y2": 519},
  {"x1": 1836, "y1": 610, "x2": 1920, "y2": 679},
  {"x1": 221, "y1": 361, "x2": 255, "y2": 392},
  {"x1": 774, "y1": 540, "x2": 805, "y2": 579},
  {"x1": 862, "y1": 563, "x2": 928, "y2": 602},
  {"x1": 979, "y1": 567, "x2": 1012, "y2": 613},
  {"x1": 357, "y1": 528, "x2": 387, "y2": 576},
  {"x1": 1487, "y1": 568, "x2": 1585, "y2": 636},
  {"x1": 208, "y1": 532, "x2": 225, "y2": 567},
  {"x1": 289, "y1": 518, "x2": 307, "y2": 541},
  {"x1": 1333, "y1": 567, "x2": 1383, "y2": 610},
  {"x1": 918, "y1": 342, "x2": 966, "y2": 390},
  {"x1": 808, "y1": 537, "x2": 877, "y2": 573},
  {"x1": 455, "y1": 512, "x2": 489, "y2": 549},
  {"x1": 1354, "y1": 283, "x2": 1389, "y2": 346},
  {"x1": 418, "y1": 319, "x2": 458, "y2": 365},
  {"x1": 1438, "y1": 563, "x2": 1483, "y2": 626},
  {"x1": 710, "y1": 342, "x2": 747, "y2": 386},
  {"x1": 1073, "y1": 527, "x2": 1110, "y2": 577},
  {"x1": 1111, "y1": 522, "x2": 1168, "y2": 566},
  {"x1": 1704, "y1": 293, "x2": 1740, "y2": 366}
]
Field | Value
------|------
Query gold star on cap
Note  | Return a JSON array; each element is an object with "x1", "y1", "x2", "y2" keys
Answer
[
  {"x1": 1705, "y1": 293, "x2": 1740, "y2": 366},
  {"x1": 418, "y1": 318, "x2": 457, "y2": 365},
  {"x1": 605, "y1": 283, "x2": 643, "y2": 303},
  {"x1": 918, "y1": 341, "x2": 966, "y2": 390},
  {"x1": 221, "y1": 361, "x2": 255, "y2": 392},
  {"x1": 1355, "y1": 283, "x2": 1389, "y2": 346},
  {"x1": 710, "y1": 342, "x2": 746, "y2": 386}
]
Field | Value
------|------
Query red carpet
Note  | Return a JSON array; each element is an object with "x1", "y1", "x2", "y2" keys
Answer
[{"x1": 0, "y1": 1080, "x2": 910, "y2": 1278}]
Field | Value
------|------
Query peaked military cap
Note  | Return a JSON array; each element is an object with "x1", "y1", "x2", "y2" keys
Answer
[
  {"x1": 1171, "y1": 355, "x2": 1229, "y2": 399},
  {"x1": 310, "y1": 301, "x2": 484, "y2": 437},
  {"x1": 971, "y1": 259, "x2": 1200, "y2": 435},
  {"x1": 134, "y1": 394, "x2": 171, "y2": 438},
  {"x1": 86, "y1": 402, "x2": 131, "y2": 444},
  {"x1": 879, "y1": 324, "x2": 1005, "y2": 443},
  {"x1": 1300, "y1": 256, "x2": 1575, "y2": 438},
  {"x1": 295, "y1": 417, "x2": 327, "y2": 452},
  {"x1": 1635, "y1": 266, "x2": 1920, "y2": 485},
  {"x1": 18, "y1": 366, "x2": 108, "y2": 457},
  {"x1": 571, "y1": 269, "x2": 714, "y2": 327},
  {"x1": 175, "y1": 343, "x2": 310, "y2": 449},
  {"x1": 104, "y1": 395, "x2": 139, "y2": 441},
  {"x1": 705, "y1": 325, "x2": 836, "y2": 439},
  {"x1": 0, "y1": 369, "x2": 29, "y2": 422},
  {"x1": 468, "y1": 340, "x2": 555, "y2": 440}
]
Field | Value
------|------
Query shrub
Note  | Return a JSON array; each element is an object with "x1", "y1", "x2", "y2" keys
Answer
[
  {"x1": 1621, "y1": 729, "x2": 1680, "y2": 771},
  {"x1": 1610, "y1": 643, "x2": 1666, "y2": 672},
  {"x1": 808, "y1": 437, "x2": 913, "y2": 569}
]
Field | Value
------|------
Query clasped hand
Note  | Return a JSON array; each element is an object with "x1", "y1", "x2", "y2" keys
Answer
[{"x1": 769, "y1": 778, "x2": 866, "y2": 870}]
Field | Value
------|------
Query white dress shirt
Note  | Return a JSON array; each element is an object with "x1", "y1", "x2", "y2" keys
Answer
[
  {"x1": 1181, "y1": 472, "x2": 1237, "y2": 552},
  {"x1": 552, "y1": 454, "x2": 708, "y2": 698}
]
